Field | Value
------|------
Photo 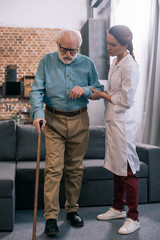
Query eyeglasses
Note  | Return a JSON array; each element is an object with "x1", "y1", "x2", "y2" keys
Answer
[{"x1": 59, "y1": 44, "x2": 78, "y2": 55}]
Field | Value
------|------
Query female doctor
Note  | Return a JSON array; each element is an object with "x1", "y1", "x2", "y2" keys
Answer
[{"x1": 89, "y1": 25, "x2": 140, "y2": 235}]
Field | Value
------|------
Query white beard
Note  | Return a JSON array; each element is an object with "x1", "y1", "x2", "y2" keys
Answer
[{"x1": 59, "y1": 53, "x2": 77, "y2": 65}]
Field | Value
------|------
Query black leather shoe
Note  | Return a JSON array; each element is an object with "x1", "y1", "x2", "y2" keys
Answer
[
  {"x1": 44, "y1": 219, "x2": 59, "y2": 236},
  {"x1": 67, "y1": 212, "x2": 84, "y2": 227}
]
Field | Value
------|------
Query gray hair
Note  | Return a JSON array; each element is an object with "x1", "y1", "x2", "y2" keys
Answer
[{"x1": 56, "y1": 29, "x2": 82, "y2": 47}]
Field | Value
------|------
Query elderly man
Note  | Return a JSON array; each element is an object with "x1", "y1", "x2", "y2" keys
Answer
[{"x1": 29, "y1": 29, "x2": 104, "y2": 236}]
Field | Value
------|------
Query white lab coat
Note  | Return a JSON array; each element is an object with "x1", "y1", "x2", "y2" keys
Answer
[{"x1": 104, "y1": 54, "x2": 140, "y2": 176}]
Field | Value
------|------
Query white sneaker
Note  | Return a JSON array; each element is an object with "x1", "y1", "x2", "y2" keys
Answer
[
  {"x1": 97, "y1": 207, "x2": 126, "y2": 221},
  {"x1": 118, "y1": 218, "x2": 140, "y2": 234}
]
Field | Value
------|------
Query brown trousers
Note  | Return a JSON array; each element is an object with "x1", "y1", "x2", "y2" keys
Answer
[{"x1": 43, "y1": 109, "x2": 89, "y2": 220}]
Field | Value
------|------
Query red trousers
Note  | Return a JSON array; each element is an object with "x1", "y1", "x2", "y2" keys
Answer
[{"x1": 112, "y1": 163, "x2": 139, "y2": 221}]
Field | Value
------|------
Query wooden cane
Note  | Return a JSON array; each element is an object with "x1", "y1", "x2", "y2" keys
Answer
[{"x1": 32, "y1": 120, "x2": 43, "y2": 240}]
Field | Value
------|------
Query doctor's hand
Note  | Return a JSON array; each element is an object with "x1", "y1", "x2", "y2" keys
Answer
[
  {"x1": 69, "y1": 86, "x2": 85, "y2": 99},
  {"x1": 88, "y1": 87, "x2": 103, "y2": 100},
  {"x1": 89, "y1": 87, "x2": 112, "y2": 102}
]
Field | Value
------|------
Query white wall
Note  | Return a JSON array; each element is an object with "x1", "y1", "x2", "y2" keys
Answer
[
  {"x1": 88, "y1": 80, "x2": 107, "y2": 127},
  {"x1": 0, "y1": 0, "x2": 88, "y2": 29}
]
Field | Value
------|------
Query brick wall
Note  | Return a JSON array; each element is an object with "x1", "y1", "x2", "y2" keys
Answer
[{"x1": 0, "y1": 27, "x2": 60, "y2": 121}]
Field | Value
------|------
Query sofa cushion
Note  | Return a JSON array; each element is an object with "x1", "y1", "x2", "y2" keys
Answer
[
  {"x1": 136, "y1": 161, "x2": 148, "y2": 178},
  {"x1": 16, "y1": 124, "x2": 46, "y2": 161},
  {"x1": 136, "y1": 142, "x2": 160, "y2": 164},
  {"x1": 0, "y1": 162, "x2": 16, "y2": 197},
  {"x1": 16, "y1": 160, "x2": 148, "y2": 184},
  {"x1": 83, "y1": 160, "x2": 148, "y2": 180},
  {"x1": 83, "y1": 159, "x2": 113, "y2": 180},
  {"x1": 0, "y1": 120, "x2": 16, "y2": 161},
  {"x1": 16, "y1": 161, "x2": 45, "y2": 182},
  {"x1": 84, "y1": 126, "x2": 105, "y2": 159}
]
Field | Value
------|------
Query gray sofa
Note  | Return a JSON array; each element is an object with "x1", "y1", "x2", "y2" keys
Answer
[{"x1": 0, "y1": 119, "x2": 160, "y2": 231}]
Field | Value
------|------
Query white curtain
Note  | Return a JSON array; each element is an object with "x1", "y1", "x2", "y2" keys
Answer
[
  {"x1": 110, "y1": 0, "x2": 156, "y2": 143},
  {"x1": 142, "y1": 0, "x2": 160, "y2": 146}
]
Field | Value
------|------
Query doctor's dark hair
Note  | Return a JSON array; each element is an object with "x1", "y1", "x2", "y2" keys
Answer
[{"x1": 109, "y1": 25, "x2": 135, "y2": 60}]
